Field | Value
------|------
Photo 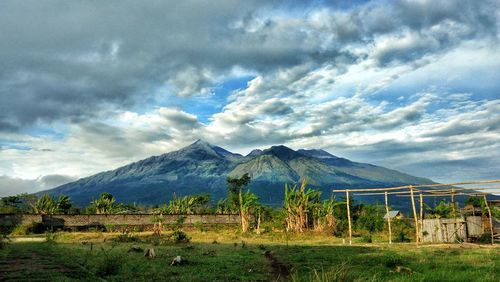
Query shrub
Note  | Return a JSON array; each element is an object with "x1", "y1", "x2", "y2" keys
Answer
[
  {"x1": 114, "y1": 231, "x2": 140, "y2": 243},
  {"x1": 478, "y1": 232, "x2": 493, "y2": 243},
  {"x1": 45, "y1": 231, "x2": 58, "y2": 244},
  {"x1": 95, "y1": 249, "x2": 123, "y2": 277},
  {"x1": 104, "y1": 224, "x2": 116, "y2": 232},
  {"x1": 10, "y1": 223, "x2": 31, "y2": 235},
  {"x1": 293, "y1": 263, "x2": 351, "y2": 282},
  {"x1": 10, "y1": 222, "x2": 44, "y2": 235},
  {"x1": 0, "y1": 234, "x2": 9, "y2": 249},
  {"x1": 194, "y1": 221, "x2": 206, "y2": 232},
  {"x1": 360, "y1": 234, "x2": 372, "y2": 243},
  {"x1": 383, "y1": 252, "x2": 403, "y2": 268},
  {"x1": 170, "y1": 230, "x2": 191, "y2": 243},
  {"x1": 394, "y1": 231, "x2": 410, "y2": 243}
]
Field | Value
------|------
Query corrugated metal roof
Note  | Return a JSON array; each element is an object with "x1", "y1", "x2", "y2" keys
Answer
[{"x1": 384, "y1": 210, "x2": 400, "y2": 219}]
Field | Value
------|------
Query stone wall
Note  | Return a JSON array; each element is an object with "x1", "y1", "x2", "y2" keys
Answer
[{"x1": 0, "y1": 214, "x2": 240, "y2": 230}]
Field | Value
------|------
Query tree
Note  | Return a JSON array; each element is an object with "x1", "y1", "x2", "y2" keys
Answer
[
  {"x1": 284, "y1": 181, "x2": 321, "y2": 232},
  {"x1": 89, "y1": 192, "x2": 116, "y2": 214},
  {"x1": 162, "y1": 194, "x2": 210, "y2": 214},
  {"x1": 239, "y1": 190, "x2": 259, "y2": 232},
  {"x1": 426, "y1": 199, "x2": 453, "y2": 219},
  {"x1": 226, "y1": 174, "x2": 257, "y2": 232},
  {"x1": 215, "y1": 198, "x2": 234, "y2": 214},
  {"x1": 227, "y1": 173, "x2": 251, "y2": 211},
  {"x1": 0, "y1": 193, "x2": 36, "y2": 214},
  {"x1": 32, "y1": 194, "x2": 73, "y2": 215}
]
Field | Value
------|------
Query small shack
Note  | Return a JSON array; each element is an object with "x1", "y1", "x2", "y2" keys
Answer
[
  {"x1": 383, "y1": 210, "x2": 402, "y2": 220},
  {"x1": 421, "y1": 216, "x2": 490, "y2": 243}
]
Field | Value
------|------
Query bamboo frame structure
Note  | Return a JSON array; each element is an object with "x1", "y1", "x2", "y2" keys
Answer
[
  {"x1": 361, "y1": 187, "x2": 500, "y2": 197},
  {"x1": 332, "y1": 179, "x2": 499, "y2": 245},
  {"x1": 332, "y1": 180, "x2": 500, "y2": 193},
  {"x1": 385, "y1": 191, "x2": 392, "y2": 244}
]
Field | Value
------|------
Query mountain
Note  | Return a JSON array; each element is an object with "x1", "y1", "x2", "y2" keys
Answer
[{"x1": 40, "y1": 140, "x2": 435, "y2": 207}]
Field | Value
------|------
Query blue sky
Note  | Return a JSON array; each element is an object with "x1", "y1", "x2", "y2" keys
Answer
[{"x1": 0, "y1": 0, "x2": 499, "y2": 196}]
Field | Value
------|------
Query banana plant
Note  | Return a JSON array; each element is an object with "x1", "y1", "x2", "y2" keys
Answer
[
  {"x1": 239, "y1": 190, "x2": 259, "y2": 232},
  {"x1": 89, "y1": 192, "x2": 116, "y2": 214}
]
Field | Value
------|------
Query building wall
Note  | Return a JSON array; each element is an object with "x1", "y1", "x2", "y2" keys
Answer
[{"x1": 421, "y1": 216, "x2": 485, "y2": 243}]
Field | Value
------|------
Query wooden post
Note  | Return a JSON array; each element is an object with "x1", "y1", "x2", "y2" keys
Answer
[
  {"x1": 410, "y1": 186, "x2": 419, "y2": 246},
  {"x1": 346, "y1": 190, "x2": 352, "y2": 245},
  {"x1": 451, "y1": 189, "x2": 456, "y2": 218},
  {"x1": 451, "y1": 189, "x2": 458, "y2": 243},
  {"x1": 385, "y1": 191, "x2": 392, "y2": 244},
  {"x1": 419, "y1": 192, "x2": 424, "y2": 242},
  {"x1": 483, "y1": 194, "x2": 494, "y2": 245}
]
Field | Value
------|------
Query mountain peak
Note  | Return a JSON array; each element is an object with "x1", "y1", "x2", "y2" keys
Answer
[
  {"x1": 297, "y1": 149, "x2": 339, "y2": 159},
  {"x1": 246, "y1": 149, "x2": 263, "y2": 157},
  {"x1": 191, "y1": 139, "x2": 211, "y2": 146},
  {"x1": 263, "y1": 145, "x2": 301, "y2": 161}
]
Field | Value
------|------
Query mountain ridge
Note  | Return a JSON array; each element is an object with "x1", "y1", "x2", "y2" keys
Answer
[{"x1": 40, "y1": 140, "x2": 435, "y2": 206}]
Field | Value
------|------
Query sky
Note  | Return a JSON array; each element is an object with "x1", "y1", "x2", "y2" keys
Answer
[{"x1": 0, "y1": 0, "x2": 499, "y2": 196}]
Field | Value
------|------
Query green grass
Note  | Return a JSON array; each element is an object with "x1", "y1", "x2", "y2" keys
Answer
[{"x1": 1, "y1": 229, "x2": 499, "y2": 281}]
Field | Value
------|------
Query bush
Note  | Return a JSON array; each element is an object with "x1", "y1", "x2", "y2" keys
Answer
[
  {"x1": 0, "y1": 234, "x2": 9, "y2": 249},
  {"x1": 360, "y1": 234, "x2": 372, "y2": 243},
  {"x1": 170, "y1": 230, "x2": 191, "y2": 243},
  {"x1": 45, "y1": 231, "x2": 58, "y2": 244},
  {"x1": 114, "y1": 231, "x2": 140, "y2": 243},
  {"x1": 383, "y1": 252, "x2": 403, "y2": 268},
  {"x1": 95, "y1": 249, "x2": 123, "y2": 277},
  {"x1": 293, "y1": 263, "x2": 351, "y2": 282},
  {"x1": 479, "y1": 232, "x2": 493, "y2": 243},
  {"x1": 394, "y1": 231, "x2": 410, "y2": 243},
  {"x1": 104, "y1": 224, "x2": 116, "y2": 232},
  {"x1": 10, "y1": 222, "x2": 45, "y2": 235},
  {"x1": 194, "y1": 221, "x2": 206, "y2": 232},
  {"x1": 10, "y1": 223, "x2": 31, "y2": 235}
]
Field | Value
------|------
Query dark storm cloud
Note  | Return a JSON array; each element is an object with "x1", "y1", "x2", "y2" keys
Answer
[
  {"x1": 0, "y1": 0, "x2": 498, "y2": 132},
  {"x1": 0, "y1": 0, "x2": 272, "y2": 130}
]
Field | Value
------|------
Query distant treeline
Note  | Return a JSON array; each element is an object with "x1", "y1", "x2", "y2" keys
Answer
[{"x1": 1, "y1": 174, "x2": 495, "y2": 236}]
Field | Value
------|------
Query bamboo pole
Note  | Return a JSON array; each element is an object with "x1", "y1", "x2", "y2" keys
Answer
[
  {"x1": 354, "y1": 186, "x2": 500, "y2": 196},
  {"x1": 451, "y1": 189, "x2": 459, "y2": 243},
  {"x1": 410, "y1": 186, "x2": 419, "y2": 246},
  {"x1": 451, "y1": 189, "x2": 456, "y2": 218},
  {"x1": 396, "y1": 192, "x2": 495, "y2": 197},
  {"x1": 419, "y1": 192, "x2": 423, "y2": 243},
  {"x1": 346, "y1": 190, "x2": 352, "y2": 245},
  {"x1": 385, "y1": 191, "x2": 392, "y2": 244},
  {"x1": 483, "y1": 194, "x2": 494, "y2": 245}
]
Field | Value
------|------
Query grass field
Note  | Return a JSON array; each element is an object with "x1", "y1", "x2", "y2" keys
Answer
[{"x1": 1, "y1": 228, "x2": 498, "y2": 281}]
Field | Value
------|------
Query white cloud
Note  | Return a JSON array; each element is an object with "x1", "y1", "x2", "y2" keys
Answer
[{"x1": 0, "y1": 1, "x2": 499, "y2": 195}]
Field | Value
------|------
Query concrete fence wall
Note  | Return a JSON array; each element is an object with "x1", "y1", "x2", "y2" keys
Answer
[{"x1": 0, "y1": 214, "x2": 241, "y2": 229}]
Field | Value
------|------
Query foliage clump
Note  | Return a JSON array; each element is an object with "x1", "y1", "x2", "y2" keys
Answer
[
  {"x1": 284, "y1": 181, "x2": 339, "y2": 233},
  {"x1": 169, "y1": 230, "x2": 191, "y2": 243}
]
